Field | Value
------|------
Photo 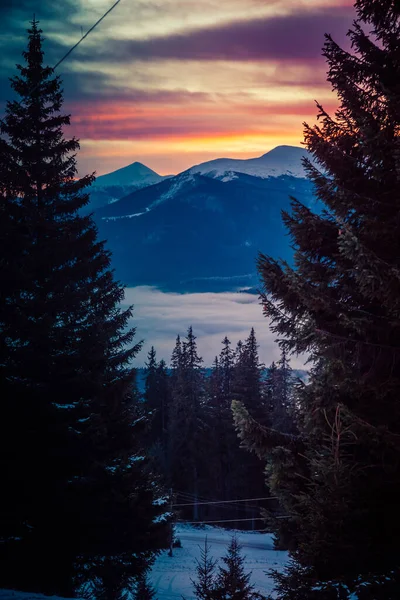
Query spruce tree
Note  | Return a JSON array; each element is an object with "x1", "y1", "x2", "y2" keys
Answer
[
  {"x1": 220, "y1": 336, "x2": 235, "y2": 399},
  {"x1": 266, "y1": 351, "x2": 296, "y2": 434},
  {"x1": 144, "y1": 346, "x2": 158, "y2": 403},
  {"x1": 155, "y1": 358, "x2": 170, "y2": 447},
  {"x1": 144, "y1": 347, "x2": 169, "y2": 445},
  {"x1": 236, "y1": 0, "x2": 400, "y2": 596},
  {"x1": 231, "y1": 329, "x2": 266, "y2": 509},
  {"x1": 144, "y1": 349, "x2": 170, "y2": 478},
  {"x1": 207, "y1": 352, "x2": 234, "y2": 514},
  {"x1": 0, "y1": 21, "x2": 168, "y2": 596},
  {"x1": 214, "y1": 537, "x2": 265, "y2": 600},
  {"x1": 168, "y1": 327, "x2": 207, "y2": 519},
  {"x1": 191, "y1": 539, "x2": 218, "y2": 600},
  {"x1": 232, "y1": 329, "x2": 265, "y2": 422},
  {"x1": 213, "y1": 336, "x2": 247, "y2": 512},
  {"x1": 133, "y1": 574, "x2": 157, "y2": 600}
]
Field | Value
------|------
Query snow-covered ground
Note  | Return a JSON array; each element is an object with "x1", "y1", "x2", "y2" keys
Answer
[
  {"x1": 0, "y1": 592, "x2": 74, "y2": 600},
  {"x1": 149, "y1": 523, "x2": 288, "y2": 599},
  {"x1": 0, "y1": 525, "x2": 288, "y2": 600}
]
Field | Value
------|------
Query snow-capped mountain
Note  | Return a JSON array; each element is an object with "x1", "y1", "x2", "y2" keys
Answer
[
  {"x1": 87, "y1": 146, "x2": 311, "y2": 213},
  {"x1": 86, "y1": 161, "x2": 166, "y2": 212},
  {"x1": 188, "y1": 145, "x2": 311, "y2": 180},
  {"x1": 93, "y1": 160, "x2": 318, "y2": 292}
]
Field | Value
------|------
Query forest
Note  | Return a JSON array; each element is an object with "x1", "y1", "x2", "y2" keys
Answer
[
  {"x1": 1, "y1": 0, "x2": 400, "y2": 599},
  {"x1": 140, "y1": 328, "x2": 298, "y2": 531}
]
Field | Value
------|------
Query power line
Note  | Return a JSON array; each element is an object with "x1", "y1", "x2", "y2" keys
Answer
[
  {"x1": 16, "y1": 0, "x2": 123, "y2": 107},
  {"x1": 177, "y1": 517, "x2": 266, "y2": 525},
  {"x1": 173, "y1": 496, "x2": 277, "y2": 508},
  {"x1": 174, "y1": 490, "x2": 266, "y2": 511},
  {"x1": 52, "y1": 0, "x2": 122, "y2": 71},
  {"x1": 174, "y1": 494, "x2": 263, "y2": 514}
]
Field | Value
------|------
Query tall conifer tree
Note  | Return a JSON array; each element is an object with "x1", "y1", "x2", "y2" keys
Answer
[
  {"x1": 231, "y1": 330, "x2": 266, "y2": 507},
  {"x1": 0, "y1": 21, "x2": 168, "y2": 596},
  {"x1": 168, "y1": 327, "x2": 207, "y2": 518},
  {"x1": 235, "y1": 0, "x2": 400, "y2": 596}
]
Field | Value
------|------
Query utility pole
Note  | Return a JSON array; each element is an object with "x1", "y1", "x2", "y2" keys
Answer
[
  {"x1": 193, "y1": 466, "x2": 199, "y2": 521},
  {"x1": 168, "y1": 488, "x2": 174, "y2": 557}
]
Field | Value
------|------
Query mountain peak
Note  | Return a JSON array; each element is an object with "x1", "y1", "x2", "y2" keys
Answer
[
  {"x1": 188, "y1": 144, "x2": 310, "y2": 180},
  {"x1": 93, "y1": 161, "x2": 163, "y2": 188},
  {"x1": 261, "y1": 145, "x2": 306, "y2": 157}
]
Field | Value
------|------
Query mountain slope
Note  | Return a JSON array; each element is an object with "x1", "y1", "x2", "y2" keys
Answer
[{"x1": 94, "y1": 168, "x2": 317, "y2": 292}]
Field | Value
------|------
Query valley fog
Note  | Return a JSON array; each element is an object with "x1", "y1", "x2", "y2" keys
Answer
[{"x1": 123, "y1": 285, "x2": 307, "y2": 369}]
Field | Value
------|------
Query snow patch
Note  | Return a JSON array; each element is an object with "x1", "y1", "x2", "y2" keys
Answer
[
  {"x1": 129, "y1": 455, "x2": 145, "y2": 463},
  {"x1": 0, "y1": 592, "x2": 76, "y2": 600},
  {"x1": 149, "y1": 172, "x2": 196, "y2": 209},
  {"x1": 153, "y1": 496, "x2": 169, "y2": 506},
  {"x1": 102, "y1": 211, "x2": 146, "y2": 221},
  {"x1": 150, "y1": 523, "x2": 288, "y2": 599},
  {"x1": 153, "y1": 511, "x2": 173, "y2": 524},
  {"x1": 189, "y1": 145, "x2": 312, "y2": 180},
  {"x1": 220, "y1": 172, "x2": 239, "y2": 182}
]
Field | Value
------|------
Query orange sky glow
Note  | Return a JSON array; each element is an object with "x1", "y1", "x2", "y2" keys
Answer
[{"x1": 2, "y1": 0, "x2": 356, "y2": 176}]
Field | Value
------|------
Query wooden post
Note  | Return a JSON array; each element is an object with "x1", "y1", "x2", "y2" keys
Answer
[{"x1": 168, "y1": 488, "x2": 174, "y2": 557}]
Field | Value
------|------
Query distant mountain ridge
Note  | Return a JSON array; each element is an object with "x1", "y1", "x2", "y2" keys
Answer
[
  {"x1": 91, "y1": 145, "x2": 318, "y2": 293},
  {"x1": 188, "y1": 145, "x2": 311, "y2": 180},
  {"x1": 89, "y1": 145, "x2": 312, "y2": 214}
]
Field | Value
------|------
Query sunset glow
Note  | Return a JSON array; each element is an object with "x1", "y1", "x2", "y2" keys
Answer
[{"x1": 1, "y1": 0, "x2": 355, "y2": 175}]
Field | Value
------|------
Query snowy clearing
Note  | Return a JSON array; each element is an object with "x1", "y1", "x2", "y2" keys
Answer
[
  {"x1": 149, "y1": 523, "x2": 288, "y2": 599},
  {"x1": 0, "y1": 525, "x2": 288, "y2": 600},
  {"x1": 0, "y1": 592, "x2": 74, "y2": 600}
]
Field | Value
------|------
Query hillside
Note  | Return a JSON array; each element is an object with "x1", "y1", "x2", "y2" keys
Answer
[{"x1": 93, "y1": 167, "x2": 317, "y2": 292}]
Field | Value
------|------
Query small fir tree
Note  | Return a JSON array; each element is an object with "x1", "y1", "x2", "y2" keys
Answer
[
  {"x1": 214, "y1": 537, "x2": 266, "y2": 600},
  {"x1": 191, "y1": 539, "x2": 218, "y2": 600}
]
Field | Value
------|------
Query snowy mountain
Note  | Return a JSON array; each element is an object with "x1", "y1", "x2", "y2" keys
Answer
[
  {"x1": 86, "y1": 161, "x2": 166, "y2": 212},
  {"x1": 188, "y1": 145, "x2": 311, "y2": 180},
  {"x1": 86, "y1": 146, "x2": 311, "y2": 213},
  {"x1": 93, "y1": 166, "x2": 317, "y2": 292}
]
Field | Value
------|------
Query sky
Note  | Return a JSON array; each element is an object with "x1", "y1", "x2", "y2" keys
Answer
[{"x1": 0, "y1": 0, "x2": 356, "y2": 176}]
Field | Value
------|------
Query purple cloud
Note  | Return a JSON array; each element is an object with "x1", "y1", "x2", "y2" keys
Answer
[{"x1": 80, "y1": 6, "x2": 355, "y2": 63}]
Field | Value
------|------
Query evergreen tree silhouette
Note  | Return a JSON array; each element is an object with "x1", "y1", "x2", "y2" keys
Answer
[{"x1": 0, "y1": 21, "x2": 168, "y2": 596}]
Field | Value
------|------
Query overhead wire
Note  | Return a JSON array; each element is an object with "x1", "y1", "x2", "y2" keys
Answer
[
  {"x1": 173, "y1": 490, "x2": 277, "y2": 512},
  {"x1": 173, "y1": 496, "x2": 278, "y2": 508},
  {"x1": 16, "y1": 0, "x2": 123, "y2": 106},
  {"x1": 177, "y1": 517, "x2": 267, "y2": 525},
  {"x1": 52, "y1": 0, "x2": 122, "y2": 71}
]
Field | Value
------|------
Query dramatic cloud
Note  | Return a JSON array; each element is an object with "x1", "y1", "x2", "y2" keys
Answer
[
  {"x1": 1, "y1": 0, "x2": 356, "y2": 174},
  {"x1": 79, "y1": 7, "x2": 353, "y2": 63},
  {"x1": 122, "y1": 286, "x2": 308, "y2": 369}
]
